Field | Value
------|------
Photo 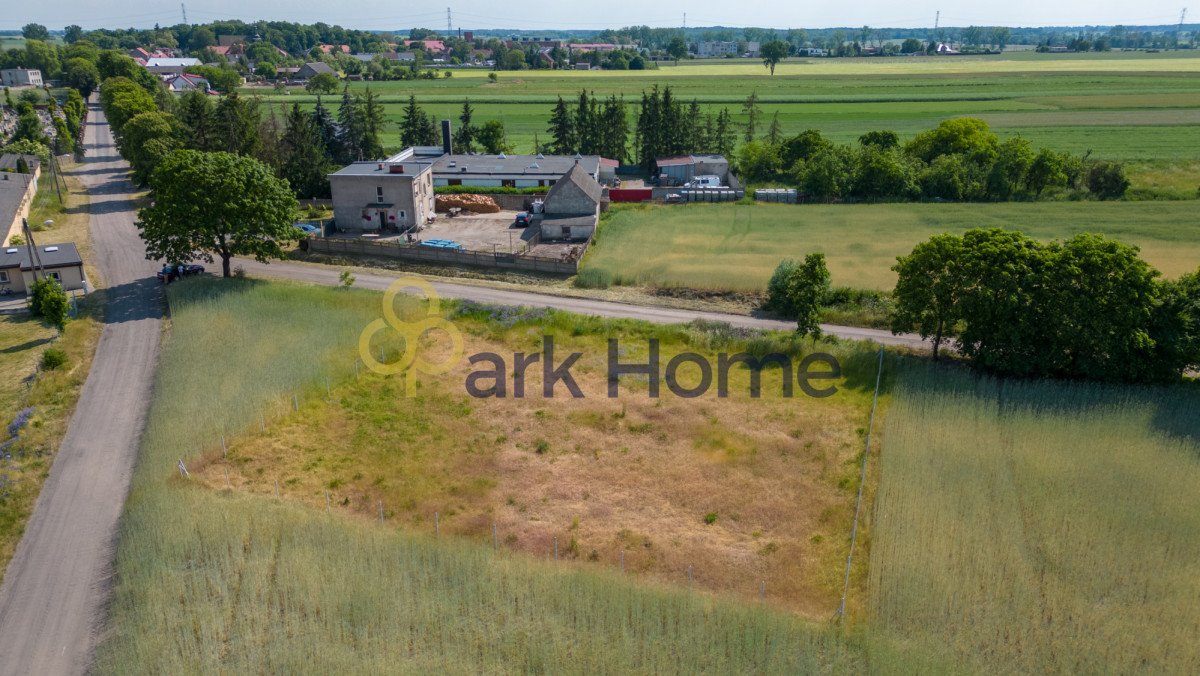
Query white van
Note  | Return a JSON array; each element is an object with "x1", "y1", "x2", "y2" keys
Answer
[{"x1": 685, "y1": 175, "x2": 724, "y2": 188}]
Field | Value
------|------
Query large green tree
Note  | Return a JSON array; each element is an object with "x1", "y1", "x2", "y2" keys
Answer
[
  {"x1": 176, "y1": 90, "x2": 218, "y2": 151},
  {"x1": 760, "y1": 40, "x2": 788, "y2": 75},
  {"x1": 118, "y1": 111, "x2": 182, "y2": 186},
  {"x1": 138, "y1": 150, "x2": 298, "y2": 277},
  {"x1": 891, "y1": 233, "x2": 964, "y2": 359},
  {"x1": 63, "y1": 57, "x2": 101, "y2": 97},
  {"x1": 214, "y1": 92, "x2": 261, "y2": 156},
  {"x1": 453, "y1": 99, "x2": 477, "y2": 153},
  {"x1": 398, "y1": 95, "x2": 438, "y2": 147}
]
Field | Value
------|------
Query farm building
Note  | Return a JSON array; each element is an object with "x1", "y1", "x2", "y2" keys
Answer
[
  {"x1": 145, "y1": 58, "x2": 201, "y2": 75},
  {"x1": 655, "y1": 155, "x2": 731, "y2": 186},
  {"x1": 328, "y1": 160, "x2": 435, "y2": 233},
  {"x1": 534, "y1": 162, "x2": 602, "y2": 241},
  {"x1": 296, "y1": 62, "x2": 336, "y2": 80},
  {"x1": 0, "y1": 242, "x2": 87, "y2": 295},
  {"x1": 0, "y1": 69, "x2": 43, "y2": 87},
  {"x1": 0, "y1": 170, "x2": 37, "y2": 247}
]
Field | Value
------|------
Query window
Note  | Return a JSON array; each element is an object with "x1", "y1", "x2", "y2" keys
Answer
[
  {"x1": 48, "y1": 271, "x2": 61, "y2": 282},
  {"x1": 376, "y1": 186, "x2": 384, "y2": 202},
  {"x1": 502, "y1": 179, "x2": 516, "y2": 188},
  {"x1": 399, "y1": 211, "x2": 406, "y2": 219},
  {"x1": 0, "y1": 271, "x2": 8, "y2": 283},
  {"x1": 448, "y1": 179, "x2": 462, "y2": 186},
  {"x1": 538, "y1": 180, "x2": 546, "y2": 187}
]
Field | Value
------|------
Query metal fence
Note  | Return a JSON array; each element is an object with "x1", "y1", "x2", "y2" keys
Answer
[{"x1": 307, "y1": 237, "x2": 580, "y2": 275}]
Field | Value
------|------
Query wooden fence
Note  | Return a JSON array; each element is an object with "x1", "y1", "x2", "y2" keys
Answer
[{"x1": 306, "y1": 237, "x2": 580, "y2": 275}]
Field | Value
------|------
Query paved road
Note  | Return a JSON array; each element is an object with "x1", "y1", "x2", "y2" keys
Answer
[
  {"x1": 235, "y1": 259, "x2": 929, "y2": 349},
  {"x1": 0, "y1": 103, "x2": 162, "y2": 674}
]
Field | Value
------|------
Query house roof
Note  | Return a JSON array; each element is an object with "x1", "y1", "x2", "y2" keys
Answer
[
  {"x1": 318, "y1": 44, "x2": 351, "y2": 54},
  {"x1": 168, "y1": 74, "x2": 210, "y2": 90},
  {"x1": 545, "y1": 163, "x2": 603, "y2": 206},
  {"x1": 656, "y1": 154, "x2": 728, "y2": 167},
  {"x1": 329, "y1": 161, "x2": 433, "y2": 178},
  {"x1": 426, "y1": 153, "x2": 601, "y2": 180},
  {"x1": 0, "y1": 242, "x2": 83, "y2": 271},
  {"x1": 300, "y1": 62, "x2": 336, "y2": 75},
  {"x1": 0, "y1": 172, "x2": 36, "y2": 240},
  {"x1": 0, "y1": 154, "x2": 40, "y2": 172},
  {"x1": 404, "y1": 39, "x2": 446, "y2": 52},
  {"x1": 146, "y1": 57, "x2": 201, "y2": 68}
]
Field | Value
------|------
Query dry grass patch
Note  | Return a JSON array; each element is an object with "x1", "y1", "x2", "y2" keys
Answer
[{"x1": 195, "y1": 313, "x2": 882, "y2": 617}]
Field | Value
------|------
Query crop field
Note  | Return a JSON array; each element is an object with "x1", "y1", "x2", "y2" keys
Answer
[
  {"x1": 95, "y1": 278, "x2": 900, "y2": 672},
  {"x1": 870, "y1": 362, "x2": 1200, "y2": 672},
  {"x1": 95, "y1": 276, "x2": 1200, "y2": 671},
  {"x1": 583, "y1": 200, "x2": 1200, "y2": 291},
  {"x1": 253, "y1": 53, "x2": 1200, "y2": 165}
]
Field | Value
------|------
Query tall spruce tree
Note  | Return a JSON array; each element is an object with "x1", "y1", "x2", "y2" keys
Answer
[
  {"x1": 453, "y1": 99, "x2": 477, "y2": 153},
  {"x1": 599, "y1": 95, "x2": 628, "y2": 163},
  {"x1": 359, "y1": 88, "x2": 385, "y2": 159},
  {"x1": 311, "y1": 96, "x2": 340, "y2": 162},
  {"x1": 280, "y1": 103, "x2": 331, "y2": 198},
  {"x1": 214, "y1": 91, "x2": 261, "y2": 156},
  {"x1": 742, "y1": 91, "x2": 761, "y2": 142},
  {"x1": 546, "y1": 96, "x2": 575, "y2": 155},
  {"x1": 336, "y1": 86, "x2": 363, "y2": 162},
  {"x1": 177, "y1": 90, "x2": 218, "y2": 151},
  {"x1": 399, "y1": 95, "x2": 439, "y2": 147},
  {"x1": 714, "y1": 108, "x2": 735, "y2": 157}
]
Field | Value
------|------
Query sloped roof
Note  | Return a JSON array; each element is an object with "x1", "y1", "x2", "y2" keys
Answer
[
  {"x1": 300, "y1": 62, "x2": 335, "y2": 75},
  {"x1": 545, "y1": 163, "x2": 602, "y2": 206}
]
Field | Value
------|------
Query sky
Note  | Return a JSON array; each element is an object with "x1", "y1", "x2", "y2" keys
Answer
[{"x1": 8, "y1": 1, "x2": 1192, "y2": 32}]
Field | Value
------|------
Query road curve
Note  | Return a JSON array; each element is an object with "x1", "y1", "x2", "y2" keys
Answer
[
  {"x1": 0, "y1": 102, "x2": 162, "y2": 674},
  {"x1": 234, "y1": 258, "x2": 929, "y2": 350}
]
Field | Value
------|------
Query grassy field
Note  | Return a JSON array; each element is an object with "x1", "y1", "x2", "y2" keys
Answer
[
  {"x1": 252, "y1": 53, "x2": 1200, "y2": 167},
  {"x1": 870, "y1": 362, "x2": 1200, "y2": 672},
  {"x1": 95, "y1": 278, "x2": 904, "y2": 672},
  {"x1": 583, "y1": 201, "x2": 1200, "y2": 291},
  {"x1": 0, "y1": 168, "x2": 101, "y2": 581}
]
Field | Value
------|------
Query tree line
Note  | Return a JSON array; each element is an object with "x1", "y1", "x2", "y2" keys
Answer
[
  {"x1": 738, "y1": 117, "x2": 1129, "y2": 202},
  {"x1": 767, "y1": 231, "x2": 1200, "y2": 383}
]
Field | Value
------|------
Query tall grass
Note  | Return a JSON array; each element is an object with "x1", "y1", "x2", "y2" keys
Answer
[
  {"x1": 95, "y1": 278, "x2": 868, "y2": 672},
  {"x1": 869, "y1": 361, "x2": 1200, "y2": 672}
]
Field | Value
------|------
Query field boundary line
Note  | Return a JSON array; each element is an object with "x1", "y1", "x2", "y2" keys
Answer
[{"x1": 835, "y1": 347, "x2": 884, "y2": 621}]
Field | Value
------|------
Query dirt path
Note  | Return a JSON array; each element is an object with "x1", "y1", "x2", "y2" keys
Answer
[{"x1": 0, "y1": 102, "x2": 163, "y2": 675}]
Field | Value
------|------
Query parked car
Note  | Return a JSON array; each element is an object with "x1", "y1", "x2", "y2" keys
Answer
[
  {"x1": 157, "y1": 263, "x2": 205, "y2": 283},
  {"x1": 514, "y1": 211, "x2": 531, "y2": 227},
  {"x1": 295, "y1": 223, "x2": 321, "y2": 235}
]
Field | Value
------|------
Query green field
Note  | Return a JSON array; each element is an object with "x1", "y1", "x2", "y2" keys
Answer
[
  {"x1": 871, "y1": 362, "x2": 1200, "y2": 672},
  {"x1": 95, "y1": 279, "x2": 887, "y2": 672},
  {"x1": 94, "y1": 277, "x2": 1200, "y2": 671},
  {"x1": 583, "y1": 201, "x2": 1200, "y2": 291},
  {"x1": 252, "y1": 53, "x2": 1200, "y2": 164}
]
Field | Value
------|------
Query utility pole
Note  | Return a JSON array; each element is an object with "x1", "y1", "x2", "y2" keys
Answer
[
  {"x1": 48, "y1": 154, "x2": 63, "y2": 204},
  {"x1": 181, "y1": 2, "x2": 188, "y2": 24},
  {"x1": 21, "y1": 219, "x2": 44, "y2": 283},
  {"x1": 447, "y1": 7, "x2": 453, "y2": 35},
  {"x1": 683, "y1": 12, "x2": 687, "y2": 29},
  {"x1": 1180, "y1": 8, "x2": 1189, "y2": 47}
]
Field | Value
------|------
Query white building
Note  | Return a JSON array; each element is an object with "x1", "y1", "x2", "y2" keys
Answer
[
  {"x1": 0, "y1": 69, "x2": 43, "y2": 87},
  {"x1": 694, "y1": 41, "x2": 760, "y2": 58}
]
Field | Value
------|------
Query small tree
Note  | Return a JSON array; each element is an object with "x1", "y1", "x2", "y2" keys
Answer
[
  {"x1": 1086, "y1": 161, "x2": 1130, "y2": 200},
  {"x1": 768, "y1": 254, "x2": 830, "y2": 338},
  {"x1": 137, "y1": 150, "x2": 298, "y2": 278},
  {"x1": 760, "y1": 40, "x2": 789, "y2": 76},
  {"x1": 305, "y1": 72, "x2": 339, "y2": 95},
  {"x1": 29, "y1": 277, "x2": 69, "y2": 330}
]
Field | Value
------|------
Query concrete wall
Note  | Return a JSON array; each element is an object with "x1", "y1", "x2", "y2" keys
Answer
[
  {"x1": 330, "y1": 171, "x2": 433, "y2": 232},
  {"x1": 306, "y1": 237, "x2": 579, "y2": 274},
  {"x1": 1, "y1": 171, "x2": 38, "y2": 246},
  {"x1": 3, "y1": 264, "x2": 86, "y2": 295}
]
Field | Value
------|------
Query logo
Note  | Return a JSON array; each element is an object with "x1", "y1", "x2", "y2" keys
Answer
[{"x1": 358, "y1": 277, "x2": 464, "y2": 395}]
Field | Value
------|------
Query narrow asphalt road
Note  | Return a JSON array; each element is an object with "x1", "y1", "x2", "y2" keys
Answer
[
  {"x1": 0, "y1": 103, "x2": 162, "y2": 674},
  {"x1": 234, "y1": 259, "x2": 929, "y2": 350}
]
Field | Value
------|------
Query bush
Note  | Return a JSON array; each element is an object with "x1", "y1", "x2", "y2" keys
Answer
[
  {"x1": 765, "y1": 259, "x2": 802, "y2": 313},
  {"x1": 1086, "y1": 161, "x2": 1130, "y2": 200},
  {"x1": 41, "y1": 348, "x2": 67, "y2": 371},
  {"x1": 29, "y1": 277, "x2": 69, "y2": 329}
]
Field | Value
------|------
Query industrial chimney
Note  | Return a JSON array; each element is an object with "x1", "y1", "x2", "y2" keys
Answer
[{"x1": 441, "y1": 120, "x2": 453, "y2": 155}]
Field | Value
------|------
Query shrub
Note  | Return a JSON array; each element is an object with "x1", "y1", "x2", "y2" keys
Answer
[
  {"x1": 41, "y1": 348, "x2": 67, "y2": 370},
  {"x1": 29, "y1": 277, "x2": 69, "y2": 330},
  {"x1": 704, "y1": 512, "x2": 718, "y2": 525},
  {"x1": 1086, "y1": 161, "x2": 1130, "y2": 200}
]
